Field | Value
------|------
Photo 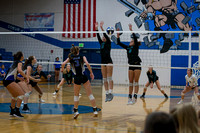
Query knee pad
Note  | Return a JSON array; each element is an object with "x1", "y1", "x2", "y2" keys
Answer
[
  {"x1": 103, "y1": 78, "x2": 107, "y2": 83},
  {"x1": 195, "y1": 92, "x2": 200, "y2": 96},
  {"x1": 107, "y1": 77, "x2": 112, "y2": 82},
  {"x1": 12, "y1": 97, "x2": 17, "y2": 100},
  {"x1": 57, "y1": 84, "x2": 62, "y2": 89},
  {"x1": 134, "y1": 82, "x2": 139, "y2": 87},
  {"x1": 25, "y1": 92, "x2": 30, "y2": 98},
  {"x1": 18, "y1": 95, "x2": 24, "y2": 100},
  {"x1": 181, "y1": 92, "x2": 185, "y2": 96},
  {"x1": 129, "y1": 83, "x2": 133, "y2": 87},
  {"x1": 74, "y1": 96, "x2": 79, "y2": 102},
  {"x1": 88, "y1": 94, "x2": 95, "y2": 100}
]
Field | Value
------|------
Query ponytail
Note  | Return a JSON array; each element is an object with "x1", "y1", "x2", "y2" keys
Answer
[
  {"x1": 68, "y1": 44, "x2": 80, "y2": 60},
  {"x1": 14, "y1": 51, "x2": 23, "y2": 61}
]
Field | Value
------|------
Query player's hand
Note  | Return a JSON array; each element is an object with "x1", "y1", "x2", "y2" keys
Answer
[
  {"x1": 90, "y1": 73, "x2": 94, "y2": 80},
  {"x1": 95, "y1": 22, "x2": 98, "y2": 30},
  {"x1": 25, "y1": 77, "x2": 29, "y2": 84},
  {"x1": 100, "y1": 21, "x2": 104, "y2": 28},
  {"x1": 140, "y1": 11, "x2": 147, "y2": 19},
  {"x1": 61, "y1": 68, "x2": 64, "y2": 73},
  {"x1": 128, "y1": 23, "x2": 132, "y2": 31}
]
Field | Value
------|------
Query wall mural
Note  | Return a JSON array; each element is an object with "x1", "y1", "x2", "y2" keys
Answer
[{"x1": 117, "y1": 0, "x2": 200, "y2": 53}]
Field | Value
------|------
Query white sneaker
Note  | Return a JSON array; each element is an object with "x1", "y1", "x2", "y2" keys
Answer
[
  {"x1": 79, "y1": 93, "x2": 82, "y2": 96},
  {"x1": 93, "y1": 111, "x2": 98, "y2": 117},
  {"x1": 132, "y1": 98, "x2": 137, "y2": 104},
  {"x1": 39, "y1": 99, "x2": 45, "y2": 103},
  {"x1": 74, "y1": 111, "x2": 79, "y2": 119},
  {"x1": 177, "y1": 100, "x2": 183, "y2": 104},
  {"x1": 52, "y1": 92, "x2": 57, "y2": 95},
  {"x1": 127, "y1": 98, "x2": 133, "y2": 105}
]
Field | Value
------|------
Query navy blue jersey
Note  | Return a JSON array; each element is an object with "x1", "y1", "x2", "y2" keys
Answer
[
  {"x1": 4, "y1": 60, "x2": 22, "y2": 81},
  {"x1": 70, "y1": 55, "x2": 85, "y2": 76}
]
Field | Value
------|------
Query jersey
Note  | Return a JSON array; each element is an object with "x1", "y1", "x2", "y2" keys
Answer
[
  {"x1": 54, "y1": 61, "x2": 61, "y2": 69},
  {"x1": 96, "y1": 32, "x2": 112, "y2": 64},
  {"x1": 185, "y1": 74, "x2": 198, "y2": 87},
  {"x1": 147, "y1": 70, "x2": 159, "y2": 83},
  {"x1": 4, "y1": 60, "x2": 21, "y2": 81},
  {"x1": 32, "y1": 71, "x2": 47, "y2": 79},
  {"x1": 70, "y1": 55, "x2": 85, "y2": 76},
  {"x1": 117, "y1": 37, "x2": 141, "y2": 65}
]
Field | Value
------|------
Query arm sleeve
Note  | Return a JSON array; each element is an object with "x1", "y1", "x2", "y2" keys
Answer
[
  {"x1": 117, "y1": 38, "x2": 128, "y2": 49},
  {"x1": 103, "y1": 33, "x2": 111, "y2": 43},
  {"x1": 96, "y1": 32, "x2": 103, "y2": 44}
]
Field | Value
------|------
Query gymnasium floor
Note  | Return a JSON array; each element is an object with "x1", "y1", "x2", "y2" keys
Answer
[{"x1": 0, "y1": 82, "x2": 198, "y2": 133}]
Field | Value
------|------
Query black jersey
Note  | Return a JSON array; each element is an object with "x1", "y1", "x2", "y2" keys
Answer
[
  {"x1": 65, "y1": 70, "x2": 73, "y2": 78},
  {"x1": 96, "y1": 32, "x2": 112, "y2": 64},
  {"x1": 23, "y1": 63, "x2": 33, "y2": 74},
  {"x1": 32, "y1": 71, "x2": 47, "y2": 79},
  {"x1": 4, "y1": 60, "x2": 22, "y2": 81},
  {"x1": 117, "y1": 35, "x2": 141, "y2": 65},
  {"x1": 70, "y1": 55, "x2": 85, "y2": 76},
  {"x1": 147, "y1": 70, "x2": 158, "y2": 83}
]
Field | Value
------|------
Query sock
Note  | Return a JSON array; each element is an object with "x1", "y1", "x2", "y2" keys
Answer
[
  {"x1": 73, "y1": 108, "x2": 78, "y2": 112},
  {"x1": 134, "y1": 93, "x2": 137, "y2": 99},
  {"x1": 55, "y1": 90, "x2": 59, "y2": 93},
  {"x1": 93, "y1": 107, "x2": 97, "y2": 112},
  {"x1": 164, "y1": 94, "x2": 168, "y2": 98},
  {"x1": 24, "y1": 104, "x2": 27, "y2": 108},
  {"x1": 106, "y1": 90, "x2": 109, "y2": 94},
  {"x1": 142, "y1": 92, "x2": 145, "y2": 96},
  {"x1": 109, "y1": 89, "x2": 113, "y2": 94},
  {"x1": 129, "y1": 94, "x2": 132, "y2": 99}
]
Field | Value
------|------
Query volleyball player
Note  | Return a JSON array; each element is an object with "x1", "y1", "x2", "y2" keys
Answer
[
  {"x1": 61, "y1": 44, "x2": 98, "y2": 119},
  {"x1": 177, "y1": 68, "x2": 200, "y2": 104},
  {"x1": 115, "y1": 24, "x2": 142, "y2": 105},
  {"x1": 3, "y1": 51, "x2": 28, "y2": 117},
  {"x1": 53, "y1": 64, "x2": 74, "y2": 95},
  {"x1": 29, "y1": 64, "x2": 48, "y2": 103},
  {"x1": 95, "y1": 21, "x2": 114, "y2": 102},
  {"x1": 54, "y1": 57, "x2": 61, "y2": 82},
  {"x1": 21, "y1": 56, "x2": 42, "y2": 112},
  {"x1": 140, "y1": 66, "x2": 168, "y2": 99}
]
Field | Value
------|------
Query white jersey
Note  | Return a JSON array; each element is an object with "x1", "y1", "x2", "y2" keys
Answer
[{"x1": 185, "y1": 74, "x2": 198, "y2": 87}]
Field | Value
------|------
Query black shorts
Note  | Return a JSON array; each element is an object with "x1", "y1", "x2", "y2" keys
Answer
[
  {"x1": 3, "y1": 80, "x2": 14, "y2": 87},
  {"x1": 55, "y1": 68, "x2": 60, "y2": 71},
  {"x1": 129, "y1": 62, "x2": 141, "y2": 71},
  {"x1": 74, "y1": 74, "x2": 88, "y2": 85},
  {"x1": 29, "y1": 80, "x2": 37, "y2": 87},
  {"x1": 101, "y1": 57, "x2": 113, "y2": 64}
]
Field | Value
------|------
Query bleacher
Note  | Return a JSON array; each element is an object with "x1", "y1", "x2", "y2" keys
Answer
[{"x1": 0, "y1": 48, "x2": 13, "y2": 81}]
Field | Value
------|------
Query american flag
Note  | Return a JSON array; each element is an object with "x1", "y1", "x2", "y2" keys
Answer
[{"x1": 63, "y1": 0, "x2": 96, "y2": 38}]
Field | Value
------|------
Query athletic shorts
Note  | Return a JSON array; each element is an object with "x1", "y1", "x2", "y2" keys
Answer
[
  {"x1": 129, "y1": 62, "x2": 141, "y2": 71},
  {"x1": 29, "y1": 80, "x2": 37, "y2": 87},
  {"x1": 55, "y1": 68, "x2": 60, "y2": 71},
  {"x1": 3, "y1": 80, "x2": 14, "y2": 87},
  {"x1": 101, "y1": 57, "x2": 113, "y2": 64},
  {"x1": 74, "y1": 74, "x2": 88, "y2": 85}
]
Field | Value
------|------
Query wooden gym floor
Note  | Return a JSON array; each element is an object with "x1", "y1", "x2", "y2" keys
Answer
[{"x1": 0, "y1": 82, "x2": 198, "y2": 133}]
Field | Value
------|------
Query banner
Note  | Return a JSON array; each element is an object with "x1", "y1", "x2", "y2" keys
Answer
[{"x1": 24, "y1": 13, "x2": 54, "y2": 31}]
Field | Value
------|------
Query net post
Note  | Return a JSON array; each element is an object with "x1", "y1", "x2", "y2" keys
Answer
[{"x1": 188, "y1": 31, "x2": 192, "y2": 68}]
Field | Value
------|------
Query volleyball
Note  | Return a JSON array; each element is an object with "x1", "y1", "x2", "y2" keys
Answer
[{"x1": 106, "y1": 27, "x2": 114, "y2": 35}]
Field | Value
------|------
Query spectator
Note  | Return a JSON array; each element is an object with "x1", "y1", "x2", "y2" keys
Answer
[
  {"x1": 0, "y1": 64, "x2": 6, "y2": 77},
  {"x1": 144, "y1": 111, "x2": 177, "y2": 133},
  {"x1": 170, "y1": 104, "x2": 199, "y2": 133},
  {"x1": 54, "y1": 57, "x2": 61, "y2": 82}
]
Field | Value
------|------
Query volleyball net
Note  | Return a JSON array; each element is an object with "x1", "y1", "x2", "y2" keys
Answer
[{"x1": 0, "y1": 30, "x2": 199, "y2": 87}]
